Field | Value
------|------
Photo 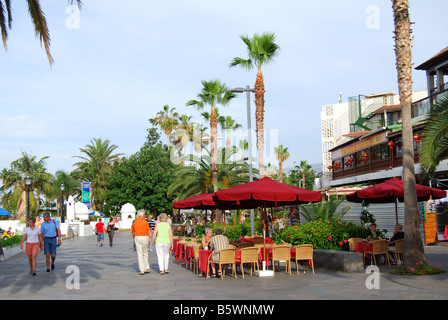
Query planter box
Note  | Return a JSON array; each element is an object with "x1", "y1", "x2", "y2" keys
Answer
[
  {"x1": 1, "y1": 244, "x2": 23, "y2": 261},
  {"x1": 314, "y1": 249, "x2": 364, "y2": 272}
]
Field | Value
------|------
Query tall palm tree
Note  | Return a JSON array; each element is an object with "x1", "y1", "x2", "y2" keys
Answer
[
  {"x1": 392, "y1": 0, "x2": 426, "y2": 269},
  {"x1": 218, "y1": 115, "x2": 242, "y2": 149},
  {"x1": 73, "y1": 138, "x2": 124, "y2": 210},
  {"x1": 230, "y1": 32, "x2": 280, "y2": 177},
  {"x1": 150, "y1": 105, "x2": 179, "y2": 147},
  {"x1": 274, "y1": 145, "x2": 290, "y2": 183},
  {"x1": 0, "y1": 0, "x2": 82, "y2": 66},
  {"x1": 420, "y1": 95, "x2": 448, "y2": 176},
  {"x1": 186, "y1": 80, "x2": 235, "y2": 194},
  {"x1": 52, "y1": 170, "x2": 82, "y2": 219}
]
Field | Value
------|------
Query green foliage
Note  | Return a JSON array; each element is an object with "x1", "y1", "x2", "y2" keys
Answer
[
  {"x1": 391, "y1": 263, "x2": 445, "y2": 275},
  {"x1": 1, "y1": 235, "x2": 21, "y2": 248},
  {"x1": 105, "y1": 140, "x2": 176, "y2": 215},
  {"x1": 300, "y1": 196, "x2": 351, "y2": 222},
  {"x1": 360, "y1": 202, "x2": 376, "y2": 225},
  {"x1": 273, "y1": 219, "x2": 370, "y2": 251}
]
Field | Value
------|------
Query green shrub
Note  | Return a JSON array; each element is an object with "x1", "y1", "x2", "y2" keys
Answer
[
  {"x1": 273, "y1": 219, "x2": 370, "y2": 251},
  {"x1": 1, "y1": 235, "x2": 22, "y2": 248}
]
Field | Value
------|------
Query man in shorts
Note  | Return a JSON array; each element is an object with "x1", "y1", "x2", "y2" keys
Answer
[{"x1": 40, "y1": 213, "x2": 61, "y2": 273}]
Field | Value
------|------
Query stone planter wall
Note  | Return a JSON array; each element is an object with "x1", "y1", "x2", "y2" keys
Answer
[
  {"x1": 1, "y1": 244, "x2": 23, "y2": 261},
  {"x1": 314, "y1": 249, "x2": 364, "y2": 272}
]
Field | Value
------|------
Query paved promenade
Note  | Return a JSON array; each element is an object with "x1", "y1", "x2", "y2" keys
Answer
[{"x1": 1, "y1": 231, "x2": 448, "y2": 300}]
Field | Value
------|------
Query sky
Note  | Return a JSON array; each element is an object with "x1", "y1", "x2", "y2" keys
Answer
[{"x1": 1, "y1": 0, "x2": 447, "y2": 179}]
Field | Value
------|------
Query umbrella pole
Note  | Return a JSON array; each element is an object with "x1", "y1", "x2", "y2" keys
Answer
[{"x1": 395, "y1": 198, "x2": 398, "y2": 224}]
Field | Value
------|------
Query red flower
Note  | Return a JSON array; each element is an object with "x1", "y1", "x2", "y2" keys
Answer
[
  {"x1": 294, "y1": 226, "x2": 298, "y2": 229},
  {"x1": 339, "y1": 241, "x2": 343, "y2": 245},
  {"x1": 343, "y1": 239, "x2": 347, "y2": 243},
  {"x1": 328, "y1": 236, "x2": 332, "y2": 241},
  {"x1": 287, "y1": 235, "x2": 290, "y2": 238}
]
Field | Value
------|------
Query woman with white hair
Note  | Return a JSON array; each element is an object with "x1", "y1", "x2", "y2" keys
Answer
[{"x1": 151, "y1": 213, "x2": 173, "y2": 275}]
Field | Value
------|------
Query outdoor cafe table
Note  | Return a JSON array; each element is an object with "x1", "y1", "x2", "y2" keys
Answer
[
  {"x1": 198, "y1": 249, "x2": 213, "y2": 274},
  {"x1": 175, "y1": 241, "x2": 185, "y2": 262},
  {"x1": 355, "y1": 241, "x2": 372, "y2": 259},
  {"x1": 184, "y1": 245, "x2": 195, "y2": 264},
  {"x1": 171, "y1": 238, "x2": 180, "y2": 254}
]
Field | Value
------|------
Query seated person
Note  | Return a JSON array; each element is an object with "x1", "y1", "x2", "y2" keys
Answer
[
  {"x1": 209, "y1": 228, "x2": 229, "y2": 277},
  {"x1": 201, "y1": 228, "x2": 213, "y2": 250},
  {"x1": 389, "y1": 224, "x2": 404, "y2": 243},
  {"x1": 366, "y1": 223, "x2": 382, "y2": 241}
]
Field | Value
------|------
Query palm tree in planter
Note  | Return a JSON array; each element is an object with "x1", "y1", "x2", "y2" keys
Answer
[
  {"x1": 391, "y1": 0, "x2": 426, "y2": 269},
  {"x1": 230, "y1": 32, "x2": 280, "y2": 177}
]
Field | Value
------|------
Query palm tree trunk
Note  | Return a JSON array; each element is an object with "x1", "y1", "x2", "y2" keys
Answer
[
  {"x1": 210, "y1": 105, "x2": 222, "y2": 223},
  {"x1": 392, "y1": 0, "x2": 427, "y2": 269},
  {"x1": 255, "y1": 66, "x2": 265, "y2": 177}
]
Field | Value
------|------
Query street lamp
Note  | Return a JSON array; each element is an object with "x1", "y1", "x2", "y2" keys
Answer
[
  {"x1": 231, "y1": 85, "x2": 255, "y2": 236},
  {"x1": 25, "y1": 176, "x2": 32, "y2": 221},
  {"x1": 60, "y1": 183, "x2": 65, "y2": 223}
]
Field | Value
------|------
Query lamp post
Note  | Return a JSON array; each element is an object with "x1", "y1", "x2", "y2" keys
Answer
[
  {"x1": 231, "y1": 85, "x2": 255, "y2": 236},
  {"x1": 60, "y1": 183, "x2": 65, "y2": 223},
  {"x1": 25, "y1": 176, "x2": 32, "y2": 221}
]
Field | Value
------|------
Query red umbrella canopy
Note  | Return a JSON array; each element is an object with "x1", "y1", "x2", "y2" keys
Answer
[
  {"x1": 212, "y1": 177, "x2": 323, "y2": 209},
  {"x1": 346, "y1": 177, "x2": 446, "y2": 203},
  {"x1": 173, "y1": 193, "x2": 216, "y2": 210}
]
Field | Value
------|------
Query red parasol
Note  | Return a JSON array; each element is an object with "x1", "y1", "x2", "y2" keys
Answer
[{"x1": 346, "y1": 177, "x2": 446, "y2": 223}]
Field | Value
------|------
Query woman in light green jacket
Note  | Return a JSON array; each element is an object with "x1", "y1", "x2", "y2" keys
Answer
[{"x1": 151, "y1": 213, "x2": 173, "y2": 275}]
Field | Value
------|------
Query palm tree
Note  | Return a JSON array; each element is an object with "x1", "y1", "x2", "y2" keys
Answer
[
  {"x1": 0, "y1": 152, "x2": 52, "y2": 219},
  {"x1": 218, "y1": 115, "x2": 242, "y2": 149},
  {"x1": 168, "y1": 147, "x2": 251, "y2": 202},
  {"x1": 274, "y1": 145, "x2": 290, "y2": 183},
  {"x1": 186, "y1": 80, "x2": 235, "y2": 194},
  {"x1": 150, "y1": 105, "x2": 179, "y2": 147},
  {"x1": 392, "y1": 0, "x2": 426, "y2": 269},
  {"x1": 73, "y1": 138, "x2": 124, "y2": 210},
  {"x1": 420, "y1": 95, "x2": 448, "y2": 176},
  {"x1": 300, "y1": 196, "x2": 351, "y2": 222},
  {"x1": 0, "y1": 0, "x2": 82, "y2": 66},
  {"x1": 296, "y1": 160, "x2": 314, "y2": 190},
  {"x1": 230, "y1": 32, "x2": 280, "y2": 177},
  {"x1": 52, "y1": 170, "x2": 82, "y2": 219}
]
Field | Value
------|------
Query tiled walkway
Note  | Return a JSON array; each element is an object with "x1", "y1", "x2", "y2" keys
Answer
[{"x1": 1, "y1": 231, "x2": 448, "y2": 300}]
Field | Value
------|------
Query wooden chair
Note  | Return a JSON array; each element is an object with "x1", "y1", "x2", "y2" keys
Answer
[
  {"x1": 206, "y1": 248, "x2": 236, "y2": 280},
  {"x1": 237, "y1": 242, "x2": 255, "y2": 249},
  {"x1": 236, "y1": 247, "x2": 260, "y2": 278},
  {"x1": 363, "y1": 240, "x2": 390, "y2": 267},
  {"x1": 253, "y1": 236, "x2": 264, "y2": 245},
  {"x1": 293, "y1": 244, "x2": 314, "y2": 275},
  {"x1": 388, "y1": 239, "x2": 404, "y2": 265},
  {"x1": 193, "y1": 244, "x2": 200, "y2": 275},
  {"x1": 271, "y1": 245, "x2": 291, "y2": 275},
  {"x1": 348, "y1": 238, "x2": 364, "y2": 252}
]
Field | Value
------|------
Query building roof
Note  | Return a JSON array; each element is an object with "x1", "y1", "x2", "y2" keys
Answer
[
  {"x1": 415, "y1": 46, "x2": 448, "y2": 70},
  {"x1": 372, "y1": 104, "x2": 402, "y2": 114}
]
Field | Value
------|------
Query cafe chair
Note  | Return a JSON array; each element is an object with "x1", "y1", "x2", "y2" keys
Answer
[
  {"x1": 388, "y1": 239, "x2": 404, "y2": 265},
  {"x1": 253, "y1": 236, "x2": 264, "y2": 245},
  {"x1": 237, "y1": 242, "x2": 254, "y2": 249},
  {"x1": 348, "y1": 238, "x2": 364, "y2": 252},
  {"x1": 363, "y1": 240, "x2": 390, "y2": 267},
  {"x1": 293, "y1": 244, "x2": 314, "y2": 275},
  {"x1": 271, "y1": 245, "x2": 291, "y2": 276},
  {"x1": 206, "y1": 248, "x2": 236, "y2": 280},
  {"x1": 193, "y1": 244, "x2": 200, "y2": 275},
  {"x1": 236, "y1": 247, "x2": 260, "y2": 278}
]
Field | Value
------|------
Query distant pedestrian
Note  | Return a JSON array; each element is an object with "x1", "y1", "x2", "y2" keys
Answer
[
  {"x1": 106, "y1": 217, "x2": 115, "y2": 247},
  {"x1": 132, "y1": 209, "x2": 153, "y2": 275},
  {"x1": 20, "y1": 217, "x2": 43, "y2": 276},
  {"x1": 147, "y1": 215, "x2": 156, "y2": 251},
  {"x1": 95, "y1": 219, "x2": 105, "y2": 247},
  {"x1": 151, "y1": 213, "x2": 173, "y2": 275},
  {"x1": 40, "y1": 213, "x2": 61, "y2": 273}
]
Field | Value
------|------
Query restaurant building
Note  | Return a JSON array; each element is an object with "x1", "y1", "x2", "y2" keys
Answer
[{"x1": 322, "y1": 45, "x2": 448, "y2": 190}]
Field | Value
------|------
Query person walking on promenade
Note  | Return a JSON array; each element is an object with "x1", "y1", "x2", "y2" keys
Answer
[
  {"x1": 147, "y1": 214, "x2": 156, "y2": 251},
  {"x1": 20, "y1": 217, "x2": 43, "y2": 276},
  {"x1": 95, "y1": 219, "x2": 105, "y2": 247},
  {"x1": 132, "y1": 209, "x2": 153, "y2": 275},
  {"x1": 106, "y1": 217, "x2": 115, "y2": 247},
  {"x1": 40, "y1": 213, "x2": 61, "y2": 273},
  {"x1": 151, "y1": 213, "x2": 173, "y2": 275}
]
